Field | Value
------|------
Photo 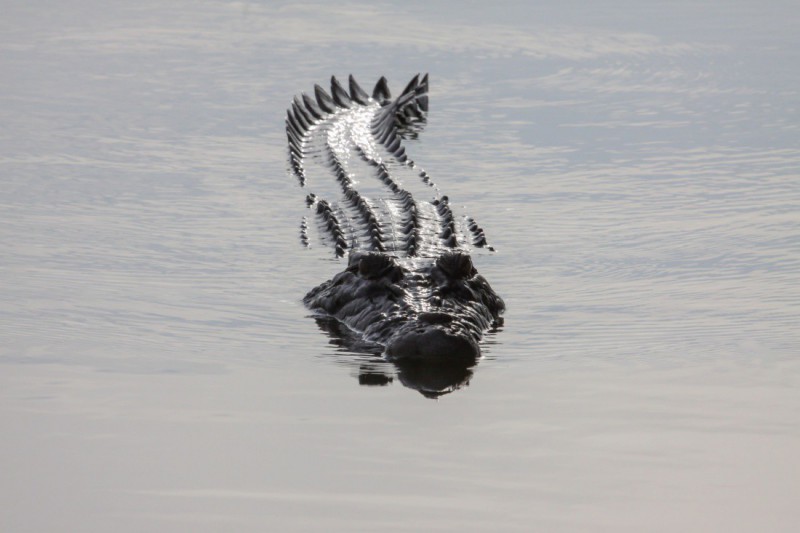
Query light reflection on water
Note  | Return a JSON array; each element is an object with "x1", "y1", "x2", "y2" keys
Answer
[{"x1": 1, "y1": 1, "x2": 799, "y2": 531}]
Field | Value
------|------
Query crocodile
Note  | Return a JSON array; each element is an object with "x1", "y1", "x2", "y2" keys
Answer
[{"x1": 287, "y1": 74, "x2": 504, "y2": 370}]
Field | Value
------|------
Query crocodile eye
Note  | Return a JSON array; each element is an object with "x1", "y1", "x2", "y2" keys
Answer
[
  {"x1": 357, "y1": 252, "x2": 401, "y2": 280},
  {"x1": 436, "y1": 251, "x2": 475, "y2": 280}
]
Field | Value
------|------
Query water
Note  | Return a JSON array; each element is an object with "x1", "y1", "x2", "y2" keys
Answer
[{"x1": 2, "y1": 1, "x2": 799, "y2": 531}]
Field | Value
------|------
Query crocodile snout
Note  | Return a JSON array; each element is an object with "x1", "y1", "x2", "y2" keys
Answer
[{"x1": 384, "y1": 325, "x2": 479, "y2": 362}]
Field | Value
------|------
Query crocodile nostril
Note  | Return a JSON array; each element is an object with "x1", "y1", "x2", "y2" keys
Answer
[{"x1": 418, "y1": 312, "x2": 453, "y2": 325}]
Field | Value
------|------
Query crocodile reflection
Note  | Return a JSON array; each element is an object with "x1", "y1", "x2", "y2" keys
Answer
[
  {"x1": 313, "y1": 317, "x2": 476, "y2": 399},
  {"x1": 315, "y1": 317, "x2": 475, "y2": 398}
]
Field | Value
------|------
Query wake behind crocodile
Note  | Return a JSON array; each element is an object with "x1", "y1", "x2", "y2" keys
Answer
[{"x1": 287, "y1": 74, "x2": 504, "y2": 382}]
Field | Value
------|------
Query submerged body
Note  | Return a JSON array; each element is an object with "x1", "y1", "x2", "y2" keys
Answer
[{"x1": 287, "y1": 74, "x2": 504, "y2": 365}]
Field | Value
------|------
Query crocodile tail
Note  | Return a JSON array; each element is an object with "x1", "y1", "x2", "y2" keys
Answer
[
  {"x1": 286, "y1": 74, "x2": 427, "y2": 184},
  {"x1": 371, "y1": 73, "x2": 429, "y2": 146}
]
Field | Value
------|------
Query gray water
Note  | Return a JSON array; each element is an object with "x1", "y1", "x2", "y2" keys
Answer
[{"x1": 2, "y1": 1, "x2": 799, "y2": 531}]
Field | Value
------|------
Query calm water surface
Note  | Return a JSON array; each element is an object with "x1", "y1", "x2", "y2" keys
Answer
[{"x1": 2, "y1": 1, "x2": 799, "y2": 531}]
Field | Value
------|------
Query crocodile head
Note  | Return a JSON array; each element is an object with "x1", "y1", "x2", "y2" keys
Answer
[{"x1": 303, "y1": 251, "x2": 504, "y2": 363}]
